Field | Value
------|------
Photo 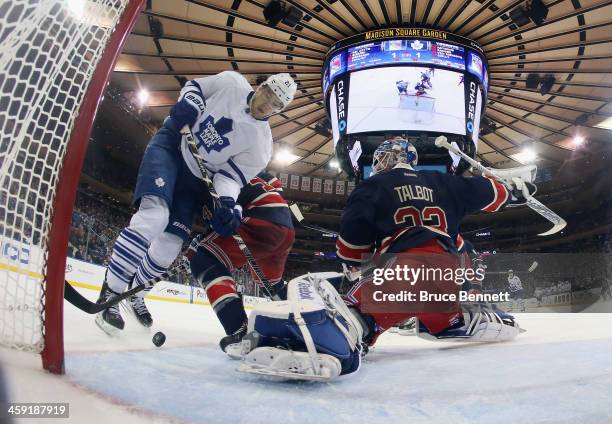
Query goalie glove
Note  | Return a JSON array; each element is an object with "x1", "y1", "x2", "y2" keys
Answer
[{"x1": 505, "y1": 177, "x2": 537, "y2": 207}]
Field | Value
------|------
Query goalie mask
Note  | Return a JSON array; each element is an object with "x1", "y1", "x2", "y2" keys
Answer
[{"x1": 372, "y1": 137, "x2": 418, "y2": 175}]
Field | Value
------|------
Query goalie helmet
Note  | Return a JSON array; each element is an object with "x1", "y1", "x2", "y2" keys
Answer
[
  {"x1": 261, "y1": 73, "x2": 297, "y2": 109},
  {"x1": 372, "y1": 137, "x2": 418, "y2": 175}
]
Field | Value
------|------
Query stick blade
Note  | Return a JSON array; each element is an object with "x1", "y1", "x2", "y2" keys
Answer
[
  {"x1": 537, "y1": 220, "x2": 566, "y2": 237},
  {"x1": 64, "y1": 281, "x2": 100, "y2": 314},
  {"x1": 434, "y1": 135, "x2": 448, "y2": 147}
]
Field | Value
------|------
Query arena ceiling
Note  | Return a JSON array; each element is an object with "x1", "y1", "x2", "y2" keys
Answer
[{"x1": 110, "y1": 0, "x2": 612, "y2": 178}]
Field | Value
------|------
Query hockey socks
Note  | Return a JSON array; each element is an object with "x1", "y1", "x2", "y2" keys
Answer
[
  {"x1": 207, "y1": 276, "x2": 247, "y2": 335},
  {"x1": 106, "y1": 228, "x2": 150, "y2": 293}
]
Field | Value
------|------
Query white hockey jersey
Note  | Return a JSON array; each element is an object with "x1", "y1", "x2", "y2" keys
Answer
[
  {"x1": 507, "y1": 275, "x2": 523, "y2": 292},
  {"x1": 178, "y1": 71, "x2": 273, "y2": 200}
]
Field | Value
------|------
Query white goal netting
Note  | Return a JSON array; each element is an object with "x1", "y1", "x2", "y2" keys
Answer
[
  {"x1": 398, "y1": 94, "x2": 436, "y2": 111},
  {"x1": 0, "y1": 0, "x2": 131, "y2": 355},
  {"x1": 398, "y1": 94, "x2": 436, "y2": 124}
]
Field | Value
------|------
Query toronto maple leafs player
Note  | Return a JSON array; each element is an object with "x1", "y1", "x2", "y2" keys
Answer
[
  {"x1": 95, "y1": 71, "x2": 297, "y2": 335},
  {"x1": 396, "y1": 80, "x2": 409, "y2": 94},
  {"x1": 507, "y1": 269, "x2": 525, "y2": 311}
]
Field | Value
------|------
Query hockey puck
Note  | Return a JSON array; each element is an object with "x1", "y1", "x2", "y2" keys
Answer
[{"x1": 152, "y1": 331, "x2": 166, "y2": 347}]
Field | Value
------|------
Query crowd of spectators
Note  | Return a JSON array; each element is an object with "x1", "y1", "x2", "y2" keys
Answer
[
  {"x1": 67, "y1": 186, "x2": 196, "y2": 285},
  {"x1": 67, "y1": 187, "x2": 131, "y2": 264}
]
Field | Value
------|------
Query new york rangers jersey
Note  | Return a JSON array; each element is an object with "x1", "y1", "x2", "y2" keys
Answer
[
  {"x1": 508, "y1": 275, "x2": 523, "y2": 292},
  {"x1": 178, "y1": 71, "x2": 273, "y2": 200},
  {"x1": 237, "y1": 172, "x2": 293, "y2": 228},
  {"x1": 336, "y1": 163, "x2": 510, "y2": 265}
]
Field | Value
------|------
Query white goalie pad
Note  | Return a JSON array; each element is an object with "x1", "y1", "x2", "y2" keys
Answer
[
  {"x1": 417, "y1": 306, "x2": 524, "y2": 343},
  {"x1": 291, "y1": 275, "x2": 365, "y2": 350},
  {"x1": 238, "y1": 274, "x2": 364, "y2": 381},
  {"x1": 491, "y1": 164, "x2": 537, "y2": 184},
  {"x1": 238, "y1": 347, "x2": 341, "y2": 382}
]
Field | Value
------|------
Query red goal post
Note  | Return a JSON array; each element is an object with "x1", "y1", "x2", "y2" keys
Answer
[{"x1": 0, "y1": 0, "x2": 144, "y2": 374}]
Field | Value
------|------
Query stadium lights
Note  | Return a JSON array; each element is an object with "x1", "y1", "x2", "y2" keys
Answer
[
  {"x1": 525, "y1": 74, "x2": 555, "y2": 95},
  {"x1": 510, "y1": 0, "x2": 549, "y2": 27},
  {"x1": 329, "y1": 159, "x2": 340, "y2": 169},
  {"x1": 573, "y1": 135, "x2": 585, "y2": 147},
  {"x1": 512, "y1": 147, "x2": 538, "y2": 164},
  {"x1": 263, "y1": 1, "x2": 303, "y2": 28},
  {"x1": 274, "y1": 148, "x2": 300, "y2": 165},
  {"x1": 137, "y1": 89, "x2": 149, "y2": 106}
]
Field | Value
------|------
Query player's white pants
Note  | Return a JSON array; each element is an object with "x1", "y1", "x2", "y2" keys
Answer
[{"x1": 106, "y1": 195, "x2": 183, "y2": 295}]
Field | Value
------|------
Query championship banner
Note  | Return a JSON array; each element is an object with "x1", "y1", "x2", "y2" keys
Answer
[
  {"x1": 301, "y1": 176, "x2": 311, "y2": 191},
  {"x1": 323, "y1": 179, "x2": 333, "y2": 194},
  {"x1": 279, "y1": 173, "x2": 289, "y2": 188},
  {"x1": 312, "y1": 178, "x2": 322, "y2": 193},
  {"x1": 290, "y1": 174, "x2": 300, "y2": 190},
  {"x1": 335, "y1": 180, "x2": 345, "y2": 195},
  {"x1": 347, "y1": 180, "x2": 355, "y2": 194}
]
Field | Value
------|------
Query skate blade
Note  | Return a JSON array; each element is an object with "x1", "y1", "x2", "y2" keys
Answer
[
  {"x1": 95, "y1": 313, "x2": 121, "y2": 337},
  {"x1": 223, "y1": 344, "x2": 244, "y2": 360},
  {"x1": 122, "y1": 300, "x2": 153, "y2": 329},
  {"x1": 237, "y1": 363, "x2": 332, "y2": 382}
]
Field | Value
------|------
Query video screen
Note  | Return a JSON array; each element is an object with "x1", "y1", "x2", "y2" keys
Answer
[
  {"x1": 347, "y1": 39, "x2": 465, "y2": 71},
  {"x1": 329, "y1": 51, "x2": 347, "y2": 80},
  {"x1": 467, "y1": 51, "x2": 484, "y2": 81},
  {"x1": 347, "y1": 66, "x2": 466, "y2": 135}
]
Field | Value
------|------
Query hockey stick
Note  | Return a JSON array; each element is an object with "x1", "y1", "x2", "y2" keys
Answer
[
  {"x1": 180, "y1": 125, "x2": 277, "y2": 299},
  {"x1": 64, "y1": 260, "x2": 190, "y2": 314},
  {"x1": 288, "y1": 203, "x2": 339, "y2": 236},
  {"x1": 434, "y1": 136, "x2": 566, "y2": 236}
]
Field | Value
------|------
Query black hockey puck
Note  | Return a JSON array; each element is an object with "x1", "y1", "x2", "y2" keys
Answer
[{"x1": 152, "y1": 331, "x2": 166, "y2": 347}]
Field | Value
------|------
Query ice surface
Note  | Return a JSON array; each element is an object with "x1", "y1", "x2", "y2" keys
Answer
[{"x1": 2, "y1": 286, "x2": 612, "y2": 424}]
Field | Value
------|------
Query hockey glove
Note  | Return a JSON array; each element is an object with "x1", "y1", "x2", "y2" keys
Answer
[
  {"x1": 211, "y1": 196, "x2": 242, "y2": 237},
  {"x1": 170, "y1": 87, "x2": 206, "y2": 128},
  {"x1": 505, "y1": 177, "x2": 537, "y2": 206}
]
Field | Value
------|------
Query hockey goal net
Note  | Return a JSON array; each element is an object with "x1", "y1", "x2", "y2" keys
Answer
[
  {"x1": 398, "y1": 94, "x2": 436, "y2": 112},
  {"x1": 398, "y1": 94, "x2": 436, "y2": 124},
  {"x1": 0, "y1": 0, "x2": 143, "y2": 374}
]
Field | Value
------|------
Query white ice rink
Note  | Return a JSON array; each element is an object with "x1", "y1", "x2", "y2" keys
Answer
[
  {"x1": 347, "y1": 66, "x2": 466, "y2": 135},
  {"x1": 2, "y1": 286, "x2": 612, "y2": 424}
]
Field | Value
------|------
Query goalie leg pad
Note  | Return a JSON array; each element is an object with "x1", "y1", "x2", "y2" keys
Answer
[
  {"x1": 241, "y1": 274, "x2": 365, "y2": 379},
  {"x1": 238, "y1": 347, "x2": 341, "y2": 381},
  {"x1": 417, "y1": 305, "x2": 523, "y2": 342}
]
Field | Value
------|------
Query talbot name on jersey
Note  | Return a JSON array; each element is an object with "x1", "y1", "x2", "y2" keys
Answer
[{"x1": 394, "y1": 184, "x2": 434, "y2": 203}]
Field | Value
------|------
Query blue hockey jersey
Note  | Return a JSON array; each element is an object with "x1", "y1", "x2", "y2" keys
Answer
[{"x1": 336, "y1": 163, "x2": 510, "y2": 264}]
